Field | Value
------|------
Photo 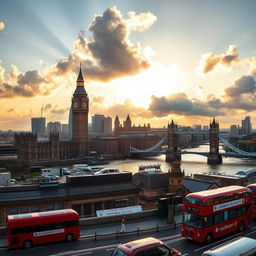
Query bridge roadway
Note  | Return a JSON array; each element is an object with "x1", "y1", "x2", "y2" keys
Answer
[{"x1": 1, "y1": 214, "x2": 256, "y2": 256}]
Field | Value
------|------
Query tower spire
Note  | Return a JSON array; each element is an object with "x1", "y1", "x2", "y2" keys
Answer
[
  {"x1": 76, "y1": 63, "x2": 84, "y2": 84},
  {"x1": 74, "y1": 64, "x2": 87, "y2": 95}
]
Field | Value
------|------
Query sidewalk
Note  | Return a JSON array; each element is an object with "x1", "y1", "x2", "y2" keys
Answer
[
  {"x1": 0, "y1": 214, "x2": 182, "y2": 247},
  {"x1": 82, "y1": 214, "x2": 182, "y2": 237}
]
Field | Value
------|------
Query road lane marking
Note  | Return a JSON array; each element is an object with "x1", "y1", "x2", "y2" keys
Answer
[
  {"x1": 246, "y1": 229, "x2": 256, "y2": 235},
  {"x1": 194, "y1": 233, "x2": 240, "y2": 252},
  {"x1": 164, "y1": 237, "x2": 185, "y2": 244}
]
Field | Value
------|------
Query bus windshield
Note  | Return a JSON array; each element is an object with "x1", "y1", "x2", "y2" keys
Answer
[{"x1": 183, "y1": 212, "x2": 203, "y2": 228}]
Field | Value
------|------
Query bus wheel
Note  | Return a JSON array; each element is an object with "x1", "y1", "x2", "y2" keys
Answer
[
  {"x1": 66, "y1": 233, "x2": 73, "y2": 242},
  {"x1": 23, "y1": 239, "x2": 32, "y2": 249},
  {"x1": 205, "y1": 233, "x2": 213, "y2": 243},
  {"x1": 238, "y1": 221, "x2": 245, "y2": 232}
]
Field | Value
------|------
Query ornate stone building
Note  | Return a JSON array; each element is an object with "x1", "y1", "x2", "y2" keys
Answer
[{"x1": 114, "y1": 115, "x2": 151, "y2": 136}]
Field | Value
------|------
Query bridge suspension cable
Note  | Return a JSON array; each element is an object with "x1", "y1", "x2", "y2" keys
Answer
[
  {"x1": 219, "y1": 135, "x2": 256, "y2": 157},
  {"x1": 130, "y1": 135, "x2": 167, "y2": 152}
]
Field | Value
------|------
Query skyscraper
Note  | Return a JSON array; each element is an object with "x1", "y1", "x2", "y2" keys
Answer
[
  {"x1": 242, "y1": 116, "x2": 252, "y2": 135},
  {"x1": 230, "y1": 124, "x2": 238, "y2": 137},
  {"x1": 31, "y1": 117, "x2": 46, "y2": 137},
  {"x1": 91, "y1": 114, "x2": 112, "y2": 136}
]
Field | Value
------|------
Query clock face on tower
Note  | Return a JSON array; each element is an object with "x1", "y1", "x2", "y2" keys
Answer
[
  {"x1": 82, "y1": 101, "x2": 87, "y2": 109},
  {"x1": 73, "y1": 102, "x2": 78, "y2": 109}
]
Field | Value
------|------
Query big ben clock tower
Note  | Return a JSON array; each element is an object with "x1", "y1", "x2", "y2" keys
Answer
[{"x1": 72, "y1": 65, "x2": 89, "y2": 156}]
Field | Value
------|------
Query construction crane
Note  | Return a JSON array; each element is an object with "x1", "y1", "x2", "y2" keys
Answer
[{"x1": 40, "y1": 105, "x2": 44, "y2": 117}]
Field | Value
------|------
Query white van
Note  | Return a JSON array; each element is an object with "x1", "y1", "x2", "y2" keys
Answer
[
  {"x1": 202, "y1": 236, "x2": 256, "y2": 256},
  {"x1": 94, "y1": 168, "x2": 120, "y2": 175}
]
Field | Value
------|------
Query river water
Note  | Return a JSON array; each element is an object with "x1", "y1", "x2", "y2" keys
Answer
[{"x1": 64, "y1": 145, "x2": 256, "y2": 176}]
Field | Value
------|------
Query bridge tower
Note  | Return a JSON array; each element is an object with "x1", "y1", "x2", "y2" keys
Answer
[
  {"x1": 166, "y1": 120, "x2": 180, "y2": 162},
  {"x1": 207, "y1": 118, "x2": 222, "y2": 164}
]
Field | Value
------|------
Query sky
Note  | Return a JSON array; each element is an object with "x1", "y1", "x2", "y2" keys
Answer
[{"x1": 1, "y1": 0, "x2": 256, "y2": 131}]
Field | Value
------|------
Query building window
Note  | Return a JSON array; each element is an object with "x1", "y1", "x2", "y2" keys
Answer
[
  {"x1": 114, "y1": 199, "x2": 128, "y2": 208},
  {"x1": 31, "y1": 205, "x2": 40, "y2": 212},
  {"x1": 83, "y1": 203, "x2": 92, "y2": 216},
  {"x1": 56, "y1": 202, "x2": 64, "y2": 209},
  {"x1": 8, "y1": 208, "x2": 18, "y2": 215},
  {"x1": 127, "y1": 197, "x2": 135, "y2": 206},
  {"x1": 20, "y1": 206, "x2": 29, "y2": 214},
  {"x1": 104, "y1": 200, "x2": 112, "y2": 209},
  {"x1": 73, "y1": 204, "x2": 82, "y2": 216},
  {"x1": 94, "y1": 202, "x2": 102, "y2": 214},
  {"x1": 47, "y1": 203, "x2": 55, "y2": 211}
]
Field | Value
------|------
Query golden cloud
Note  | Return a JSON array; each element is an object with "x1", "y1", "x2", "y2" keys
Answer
[{"x1": 196, "y1": 45, "x2": 239, "y2": 74}]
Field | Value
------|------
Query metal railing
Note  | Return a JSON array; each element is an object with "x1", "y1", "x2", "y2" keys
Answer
[{"x1": 80, "y1": 221, "x2": 180, "y2": 241}]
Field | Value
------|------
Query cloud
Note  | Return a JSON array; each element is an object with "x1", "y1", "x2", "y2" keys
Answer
[
  {"x1": 221, "y1": 75, "x2": 256, "y2": 111},
  {"x1": 51, "y1": 105, "x2": 69, "y2": 114},
  {"x1": 149, "y1": 93, "x2": 225, "y2": 117},
  {"x1": 44, "y1": 103, "x2": 52, "y2": 112},
  {"x1": 197, "y1": 45, "x2": 239, "y2": 74},
  {"x1": 0, "y1": 67, "x2": 58, "y2": 98},
  {"x1": 90, "y1": 98, "x2": 153, "y2": 119},
  {"x1": 0, "y1": 22, "x2": 5, "y2": 30},
  {"x1": 91, "y1": 96, "x2": 105, "y2": 105},
  {"x1": 56, "y1": 6, "x2": 155, "y2": 81},
  {"x1": 224, "y1": 75, "x2": 256, "y2": 97},
  {"x1": 126, "y1": 11, "x2": 157, "y2": 32}
]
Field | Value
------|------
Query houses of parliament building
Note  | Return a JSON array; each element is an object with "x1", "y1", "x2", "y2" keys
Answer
[{"x1": 14, "y1": 67, "x2": 161, "y2": 162}]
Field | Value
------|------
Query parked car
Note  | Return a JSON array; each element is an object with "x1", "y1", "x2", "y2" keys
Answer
[
  {"x1": 94, "y1": 168, "x2": 120, "y2": 175},
  {"x1": 44, "y1": 174, "x2": 60, "y2": 180},
  {"x1": 62, "y1": 168, "x2": 71, "y2": 175},
  {"x1": 10, "y1": 179, "x2": 17, "y2": 185},
  {"x1": 111, "y1": 237, "x2": 181, "y2": 256}
]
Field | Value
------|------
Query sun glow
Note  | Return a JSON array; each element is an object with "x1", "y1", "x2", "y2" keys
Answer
[{"x1": 109, "y1": 62, "x2": 182, "y2": 108}]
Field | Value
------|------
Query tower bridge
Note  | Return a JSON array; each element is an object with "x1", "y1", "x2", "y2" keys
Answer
[{"x1": 130, "y1": 119, "x2": 256, "y2": 164}]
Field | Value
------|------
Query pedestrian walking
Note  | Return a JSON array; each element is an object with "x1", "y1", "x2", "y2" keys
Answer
[{"x1": 120, "y1": 216, "x2": 126, "y2": 233}]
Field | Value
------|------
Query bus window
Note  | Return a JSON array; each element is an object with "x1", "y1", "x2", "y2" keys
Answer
[
  {"x1": 184, "y1": 197, "x2": 203, "y2": 206},
  {"x1": 214, "y1": 212, "x2": 223, "y2": 225}
]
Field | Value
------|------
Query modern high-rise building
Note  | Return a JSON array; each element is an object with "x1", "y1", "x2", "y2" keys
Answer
[
  {"x1": 91, "y1": 114, "x2": 112, "y2": 136},
  {"x1": 47, "y1": 121, "x2": 61, "y2": 135},
  {"x1": 230, "y1": 124, "x2": 238, "y2": 137},
  {"x1": 31, "y1": 117, "x2": 46, "y2": 137},
  {"x1": 241, "y1": 116, "x2": 252, "y2": 135},
  {"x1": 61, "y1": 124, "x2": 69, "y2": 136}
]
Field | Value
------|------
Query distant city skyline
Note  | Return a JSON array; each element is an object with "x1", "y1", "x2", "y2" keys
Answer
[{"x1": 1, "y1": 0, "x2": 256, "y2": 130}]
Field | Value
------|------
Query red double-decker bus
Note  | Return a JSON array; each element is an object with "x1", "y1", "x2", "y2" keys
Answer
[
  {"x1": 6, "y1": 209, "x2": 80, "y2": 249},
  {"x1": 247, "y1": 183, "x2": 256, "y2": 218},
  {"x1": 181, "y1": 186, "x2": 253, "y2": 243}
]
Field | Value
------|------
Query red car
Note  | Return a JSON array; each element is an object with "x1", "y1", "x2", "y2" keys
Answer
[{"x1": 111, "y1": 237, "x2": 181, "y2": 256}]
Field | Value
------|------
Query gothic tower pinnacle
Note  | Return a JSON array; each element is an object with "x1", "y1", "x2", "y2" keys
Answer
[{"x1": 71, "y1": 65, "x2": 89, "y2": 155}]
